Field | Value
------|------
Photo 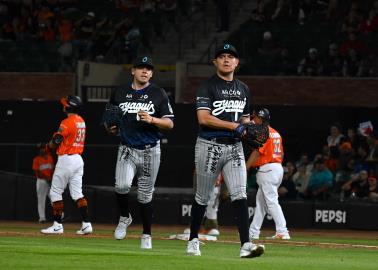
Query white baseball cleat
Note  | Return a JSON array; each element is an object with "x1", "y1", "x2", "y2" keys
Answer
[
  {"x1": 266, "y1": 233, "x2": 291, "y2": 240},
  {"x1": 187, "y1": 238, "x2": 201, "y2": 256},
  {"x1": 140, "y1": 234, "x2": 152, "y2": 249},
  {"x1": 76, "y1": 222, "x2": 93, "y2": 235},
  {"x1": 41, "y1": 221, "x2": 64, "y2": 234},
  {"x1": 240, "y1": 242, "x2": 265, "y2": 258},
  {"x1": 114, "y1": 215, "x2": 132, "y2": 240}
]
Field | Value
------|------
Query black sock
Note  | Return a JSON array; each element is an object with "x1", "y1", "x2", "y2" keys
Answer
[
  {"x1": 139, "y1": 202, "x2": 153, "y2": 235},
  {"x1": 232, "y1": 199, "x2": 250, "y2": 245},
  {"x1": 115, "y1": 193, "x2": 130, "y2": 217},
  {"x1": 189, "y1": 200, "x2": 206, "y2": 241},
  {"x1": 78, "y1": 206, "x2": 89, "y2": 222}
]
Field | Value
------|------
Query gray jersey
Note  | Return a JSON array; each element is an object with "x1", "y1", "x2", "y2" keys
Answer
[{"x1": 195, "y1": 75, "x2": 251, "y2": 205}]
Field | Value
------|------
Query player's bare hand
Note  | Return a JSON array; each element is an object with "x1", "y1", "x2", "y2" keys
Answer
[{"x1": 138, "y1": 110, "x2": 154, "y2": 124}]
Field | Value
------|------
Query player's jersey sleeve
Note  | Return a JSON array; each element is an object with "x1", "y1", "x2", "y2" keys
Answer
[
  {"x1": 55, "y1": 118, "x2": 70, "y2": 138},
  {"x1": 196, "y1": 82, "x2": 212, "y2": 111},
  {"x1": 158, "y1": 88, "x2": 174, "y2": 119}
]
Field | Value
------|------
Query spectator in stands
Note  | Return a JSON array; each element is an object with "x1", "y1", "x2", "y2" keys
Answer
[
  {"x1": 257, "y1": 30, "x2": 281, "y2": 75},
  {"x1": 354, "y1": 144, "x2": 371, "y2": 174},
  {"x1": 322, "y1": 43, "x2": 343, "y2": 76},
  {"x1": 258, "y1": 31, "x2": 280, "y2": 55},
  {"x1": 297, "y1": 47, "x2": 322, "y2": 76},
  {"x1": 35, "y1": 5, "x2": 55, "y2": 28},
  {"x1": 305, "y1": 158, "x2": 334, "y2": 199},
  {"x1": 341, "y1": 169, "x2": 369, "y2": 199},
  {"x1": 345, "y1": 127, "x2": 365, "y2": 151},
  {"x1": 278, "y1": 166, "x2": 297, "y2": 200},
  {"x1": 340, "y1": 6, "x2": 363, "y2": 35},
  {"x1": 327, "y1": 123, "x2": 344, "y2": 154},
  {"x1": 73, "y1": 11, "x2": 106, "y2": 60},
  {"x1": 339, "y1": 32, "x2": 366, "y2": 57},
  {"x1": 337, "y1": 141, "x2": 355, "y2": 171},
  {"x1": 160, "y1": 0, "x2": 179, "y2": 34},
  {"x1": 296, "y1": 152, "x2": 313, "y2": 174},
  {"x1": 366, "y1": 132, "x2": 378, "y2": 176},
  {"x1": 270, "y1": 0, "x2": 291, "y2": 22},
  {"x1": 58, "y1": 17, "x2": 74, "y2": 42},
  {"x1": 274, "y1": 47, "x2": 295, "y2": 75},
  {"x1": 38, "y1": 18, "x2": 56, "y2": 42},
  {"x1": 292, "y1": 162, "x2": 310, "y2": 197},
  {"x1": 324, "y1": 145, "x2": 339, "y2": 175},
  {"x1": 360, "y1": 10, "x2": 378, "y2": 36},
  {"x1": 366, "y1": 176, "x2": 378, "y2": 200},
  {"x1": 326, "y1": 0, "x2": 340, "y2": 22},
  {"x1": 357, "y1": 52, "x2": 378, "y2": 77}
]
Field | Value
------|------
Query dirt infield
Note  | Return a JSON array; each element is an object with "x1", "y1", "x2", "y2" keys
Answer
[{"x1": 1, "y1": 220, "x2": 377, "y2": 250}]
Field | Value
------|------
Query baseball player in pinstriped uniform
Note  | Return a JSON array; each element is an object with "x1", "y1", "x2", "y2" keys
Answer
[
  {"x1": 105, "y1": 56, "x2": 174, "y2": 249},
  {"x1": 41, "y1": 95, "x2": 93, "y2": 235},
  {"x1": 247, "y1": 108, "x2": 290, "y2": 240},
  {"x1": 186, "y1": 44, "x2": 265, "y2": 258}
]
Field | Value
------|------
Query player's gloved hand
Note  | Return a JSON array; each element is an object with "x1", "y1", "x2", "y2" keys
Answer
[{"x1": 234, "y1": 123, "x2": 246, "y2": 138}]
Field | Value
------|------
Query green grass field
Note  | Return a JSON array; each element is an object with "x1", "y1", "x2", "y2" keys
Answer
[{"x1": 0, "y1": 222, "x2": 377, "y2": 270}]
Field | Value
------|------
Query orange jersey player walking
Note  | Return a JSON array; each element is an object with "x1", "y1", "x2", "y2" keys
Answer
[
  {"x1": 246, "y1": 108, "x2": 290, "y2": 240},
  {"x1": 41, "y1": 95, "x2": 93, "y2": 235}
]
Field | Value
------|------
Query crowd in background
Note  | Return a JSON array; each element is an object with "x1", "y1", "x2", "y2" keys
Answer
[
  {"x1": 274, "y1": 123, "x2": 378, "y2": 202},
  {"x1": 0, "y1": 0, "x2": 203, "y2": 71},
  {"x1": 247, "y1": 0, "x2": 378, "y2": 77}
]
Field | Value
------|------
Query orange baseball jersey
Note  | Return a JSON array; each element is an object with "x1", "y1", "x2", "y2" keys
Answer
[
  {"x1": 254, "y1": 126, "x2": 284, "y2": 167},
  {"x1": 32, "y1": 153, "x2": 55, "y2": 180},
  {"x1": 55, "y1": 114, "x2": 86, "y2": 155}
]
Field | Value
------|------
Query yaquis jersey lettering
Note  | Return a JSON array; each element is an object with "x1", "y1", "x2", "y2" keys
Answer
[
  {"x1": 196, "y1": 75, "x2": 250, "y2": 139},
  {"x1": 56, "y1": 114, "x2": 86, "y2": 155},
  {"x1": 110, "y1": 83, "x2": 174, "y2": 147}
]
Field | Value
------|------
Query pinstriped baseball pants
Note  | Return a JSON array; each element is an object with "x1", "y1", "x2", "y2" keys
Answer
[
  {"x1": 194, "y1": 137, "x2": 247, "y2": 205},
  {"x1": 115, "y1": 143, "x2": 161, "y2": 204}
]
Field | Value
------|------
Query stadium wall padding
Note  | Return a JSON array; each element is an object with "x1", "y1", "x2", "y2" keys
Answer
[{"x1": 1, "y1": 172, "x2": 377, "y2": 230}]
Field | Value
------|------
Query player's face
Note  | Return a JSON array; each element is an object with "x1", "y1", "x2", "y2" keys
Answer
[
  {"x1": 132, "y1": 66, "x2": 153, "y2": 85},
  {"x1": 213, "y1": 53, "x2": 239, "y2": 74}
]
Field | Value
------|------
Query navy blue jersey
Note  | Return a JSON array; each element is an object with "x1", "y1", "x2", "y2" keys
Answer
[
  {"x1": 196, "y1": 75, "x2": 250, "y2": 139},
  {"x1": 109, "y1": 83, "x2": 174, "y2": 148}
]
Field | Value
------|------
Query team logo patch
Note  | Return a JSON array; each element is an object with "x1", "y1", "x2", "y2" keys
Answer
[
  {"x1": 224, "y1": 44, "x2": 230, "y2": 49},
  {"x1": 142, "y1": 57, "x2": 148, "y2": 62}
]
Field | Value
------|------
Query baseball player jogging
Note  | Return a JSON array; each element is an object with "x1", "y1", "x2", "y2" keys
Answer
[
  {"x1": 41, "y1": 95, "x2": 93, "y2": 235},
  {"x1": 186, "y1": 44, "x2": 265, "y2": 258},
  {"x1": 103, "y1": 56, "x2": 174, "y2": 249},
  {"x1": 247, "y1": 108, "x2": 290, "y2": 240},
  {"x1": 32, "y1": 143, "x2": 55, "y2": 223}
]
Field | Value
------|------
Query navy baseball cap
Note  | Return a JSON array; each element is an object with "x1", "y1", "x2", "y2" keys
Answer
[
  {"x1": 133, "y1": 56, "x2": 154, "y2": 69},
  {"x1": 214, "y1": 43, "x2": 239, "y2": 58}
]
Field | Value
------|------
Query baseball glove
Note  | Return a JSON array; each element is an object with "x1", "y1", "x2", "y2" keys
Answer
[
  {"x1": 101, "y1": 103, "x2": 123, "y2": 129},
  {"x1": 242, "y1": 122, "x2": 269, "y2": 149}
]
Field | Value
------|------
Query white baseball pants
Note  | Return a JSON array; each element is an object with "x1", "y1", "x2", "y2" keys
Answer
[
  {"x1": 36, "y1": 178, "x2": 50, "y2": 221},
  {"x1": 249, "y1": 162, "x2": 288, "y2": 236},
  {"x1": 50, "y1": 154, "x2": 84, "y2": 202}
]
